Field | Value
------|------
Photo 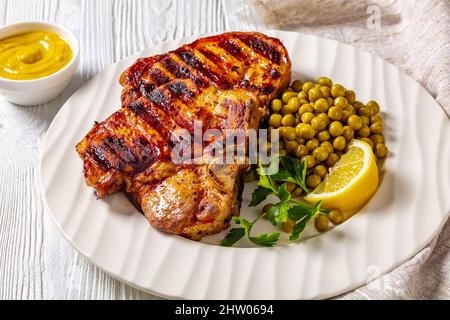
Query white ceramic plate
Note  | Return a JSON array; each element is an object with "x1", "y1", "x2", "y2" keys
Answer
[{"x1": 39, "y1": 30, "x2": 450, "y2": 299}]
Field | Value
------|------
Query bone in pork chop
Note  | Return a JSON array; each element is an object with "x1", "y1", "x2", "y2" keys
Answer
[{"x1": 76, "y1": 32, "x2": 291, "y2": 240}]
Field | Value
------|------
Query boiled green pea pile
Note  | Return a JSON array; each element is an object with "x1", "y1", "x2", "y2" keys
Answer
[{"x1": 268, "y1": 77, "x2": 388, "y2": 193}]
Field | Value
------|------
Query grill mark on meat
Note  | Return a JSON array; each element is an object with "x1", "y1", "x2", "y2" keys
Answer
[
  {"x1": 122, "y1": 108, "x2": 172, "y2": 160},
  {"x1": 235, "y1": 34, "x2": 280, "y2": 64},
  {"x1": 139, "y1": 82, "x2": 156, "y2": 98},
  {"x1": 162, "y1": 55, "x2": 209, "y2": 88},
  {"x1": 103, "y1": 136, "x2": 137, "y2": 164},
  {"x1": 161, "y1": 56, "x2": 191, "y2": 79},
  {"x1": 196, "y1": 47, "x2": 228, "y2": 69},
  {"x1": 136, "y1": 137, "x2": 161, "y2": 163},
  {"x1": 167, "y1": 81, "x2": 194, "y2": 100},
  {"x1": 176, "y1": 49, "x2": 232, "y2": 90},
  {"x1": 128, "y1": 100, "x2": 173, "y2": 142},
  {"x1": 217, "y1": 39, "x2": 247, "y2": 61},
  {"x1": 91, "y1": 146, "x2": 112, "y2": 169},
  {"x1": 146, "y1": 89, "x2": 195, "y2": 132},
  {"x1": 238, "y1": 80, "x2": 275, "y2": 96},
  {"x1": 148, "y1": 68, "x2": 171, "y2": 87}
]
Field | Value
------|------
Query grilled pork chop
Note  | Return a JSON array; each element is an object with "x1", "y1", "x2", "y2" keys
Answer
[{"x1": 76, "y1": 32, "x2": 291, "y2": 240}]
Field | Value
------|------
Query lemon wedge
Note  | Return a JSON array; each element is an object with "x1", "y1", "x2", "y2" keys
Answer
[{"x1": 304, "y1": 140, "x2": 378, "y2": 215}]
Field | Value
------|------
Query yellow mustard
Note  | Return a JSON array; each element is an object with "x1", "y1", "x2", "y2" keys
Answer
[{"x1": 0, "y1": 30, "x2": 72, "y2": 80}]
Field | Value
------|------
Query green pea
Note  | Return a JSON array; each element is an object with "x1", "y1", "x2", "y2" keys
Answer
[
  {"x1": 306, "y1": 138, "x2": 320, "y2": 151},
  {"x1": 334, "y1": 96, "x2": 348, "y2": 108},
  {"x1": 370, "y1": 114, "x2": 383, "y2": 124},
  {"x1": 294, "y1": 144, "x2": 309, "y2": 158},
  {"x1": 307, "y1": 174, "x2": 322, "y2": 188},
  {"x1": 281, "y1": 105, "x2": 291, "y2": 115},
  {"x1": 320, "y1": 86, "x2": 331, "y2": 98},
  {"x1": 342, "y1": 109, "x2": 353, "y2": 122},
  {"x1": 361, "y1": 115, "x2": 370, "y2": 126},
  {"x1": 331, "y1": 84, "x2": 346, "y2": 98},
  {"x1": 285, "y1": 140, "x2": 298, "y2": 154},
  {"x1": 268, "y1": 114, "x2": 283, "y2": 128},
  {"x1": 329, "y1": 121, "x2": 344, "y2": 137},
  {"x1": 370, "y1": 134, "x2": 384, "y2": 145},
  {"x1": 297, "y1": 123, "x2": 316, "y2": 139},
  {"x1": 291, "y1": 80, "x2": 303, "y2": 92},
  {"x1": 357, "y1": 125, "x2": 371, "y2": 138},
  {"x1": 313, "y1": 146, "x2": 329, "y2": 161},
  {"x1": 281, "y1": 126, "x2": 297, "y2": 140},
  {"x1": 315, "y1": 214, "x2": 329, "y2": 232},
  {"x1": 324, "y1": 96, "x2": 332, "y2": 106},
  {"x1": 282, "y1": 91, "x2": 298, "y2": 104},
  {"x1": 298, "y1": 103, "x2": 313, "y2": 115},
  {"x1": 345, "y1": 90, "x2": 356, "y2": 104},
  {"x1": 317, "y1": 76, "x2": 332, "y2": 87},
  {"x1": 367, "y1": 100, "x2": 380, "y2": 114},
  {"x1": 343, "y1": 126, "x2": 354, "y2": 141},
  {"x1": 302, "y1": 81, "x2": 315, "y2": 94},
  {"x1": 281, "y1": 114, "x2": 296, "y2": 127},
  {"x1": 328, "y1": 106, "x2": 343, "y2": 121},
  {"x1": 375, "y1": 143, "x2": 388, "y2": 158},
  {"x1": 347, "y1": 115, "x2": 363, "y2": 130},
  {"x1": 311, "y1": 116, "x2": 327, "y2": 131},
  {"x1": 358, "y1": 105, "x2": 373, "y2": 117},
  {"x1": 317, "y1": 113, "x2": 330, "y2": 126},
  {"x1": 314, "y1": 98, "x2": 329, "y2": 113},
  {"x1": 286, "y1": 97, "x2": 300, "y2": 113},
  {"x1": 301, "y1": 112, "x2": 315, "y2": 124},
  {"x1": 291, "y1": 188, "x2": 303, "y2": 198},
  {"x1": 317, "y1": 130, "x2": 331, "y2": 142},
  {"x1": 326, "y1": 153, "x2": 339, "y2": 167},
  {"x1": 314, "y1": 165, "x2": 328, "y2": 178},
  {"x1": 301, "y1": 155, "x2": 316, "y2": 168},
  {"x1": 295, "y1": 136, "x2": 306, "y2": 145},
  {"x1": 320, "y1": 141, "x2": 334, "y2": 153},
  {"x1": 343, "y1": 104, "x2": 354, "y2": 113},
  {"x1": 308, "y1": 87, "x2": 323, "y2": 102},
  {"x1": 370, "y1": 122, "x2": 384, "y2": 134},
  {"x1": 285, "y1": 182, "x2": 297, "y2": 192},
  {"x1": 360, "y1": 137, "x2": 374, "y2": 149},
  {"x1": 328, "y1": 210, "x2": 344, "y2": 225},
  {"x1": 271, "y1": 99, "x2": 283, "y2": 112},
  {"x1": 297, "y1": 91, "x2": 308, "y2": 100},
  {"x1": 333, "y1": 136, "x2": 347, "y2": 151}
]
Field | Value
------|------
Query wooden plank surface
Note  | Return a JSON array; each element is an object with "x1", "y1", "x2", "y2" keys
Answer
[{"x1": 0, "y1": 0, "x2": 239, "y2": 300}]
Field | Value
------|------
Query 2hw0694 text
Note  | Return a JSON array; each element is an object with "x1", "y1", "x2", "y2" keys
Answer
[{"x1": 174, "y1": 303, "x2": 274, "y2": 317}]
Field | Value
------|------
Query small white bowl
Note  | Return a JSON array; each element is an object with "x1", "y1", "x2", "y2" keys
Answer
[{"x1": 0, "y1": 21, "x2": 80, "y2": 105}]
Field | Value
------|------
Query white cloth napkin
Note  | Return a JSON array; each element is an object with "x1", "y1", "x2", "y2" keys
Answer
[{"x1": 230, "y1": 0, "x2": 450, "y2": 299}]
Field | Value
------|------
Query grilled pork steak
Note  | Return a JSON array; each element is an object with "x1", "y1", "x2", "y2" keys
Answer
[{"x1": 76, "y1": 32, "x2": 291, "y2": 240}]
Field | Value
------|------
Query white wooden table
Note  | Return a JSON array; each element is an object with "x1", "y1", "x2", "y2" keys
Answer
[{"x1": 0, "y1": 0, "x2": 255, "y2": 299}]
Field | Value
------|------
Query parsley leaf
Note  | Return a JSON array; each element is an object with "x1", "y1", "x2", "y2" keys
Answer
[
  {"x1": 287, "y1": 205, "x2": 311, "y2": 221},
  {"x1": 249, "y1": 232, "x2": 280, "y2": 247},
  {"x1": 232, "y1": 216, "x2": 251, "y2": 232},
  {"x1": 222, "y1": 154, "x2": 326, "y2": 247},
  {"x1": 222, "y1": 215, "x2": 280, "y2": 247},
  {"x1": 279, "y1": 156, "x2": 309, "y2": 193},
  {"x1": 277, "y1": 184, "x2": 291, "y2": 202},
  {"x1": 267, "y1": 201, "x2": 289, "y2": 226},
  {"x1": 249, "y1": 185, "x2": 272, "y2": 207},
  {"x1": 221, "y1": 228, "x2": 246, "y2": 247},
  {"x1": 289, "y1": 200, "x2": 323, "y2": 241}
]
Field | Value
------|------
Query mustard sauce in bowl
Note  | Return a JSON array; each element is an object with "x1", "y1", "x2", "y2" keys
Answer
[{"x1": 0, "y1": 30, "x2": 72, "y2": 80}]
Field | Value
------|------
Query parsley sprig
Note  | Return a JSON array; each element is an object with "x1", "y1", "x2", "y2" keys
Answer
[{"x1": 221, "y1": 155, "x2": 325, "y2": 247}]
